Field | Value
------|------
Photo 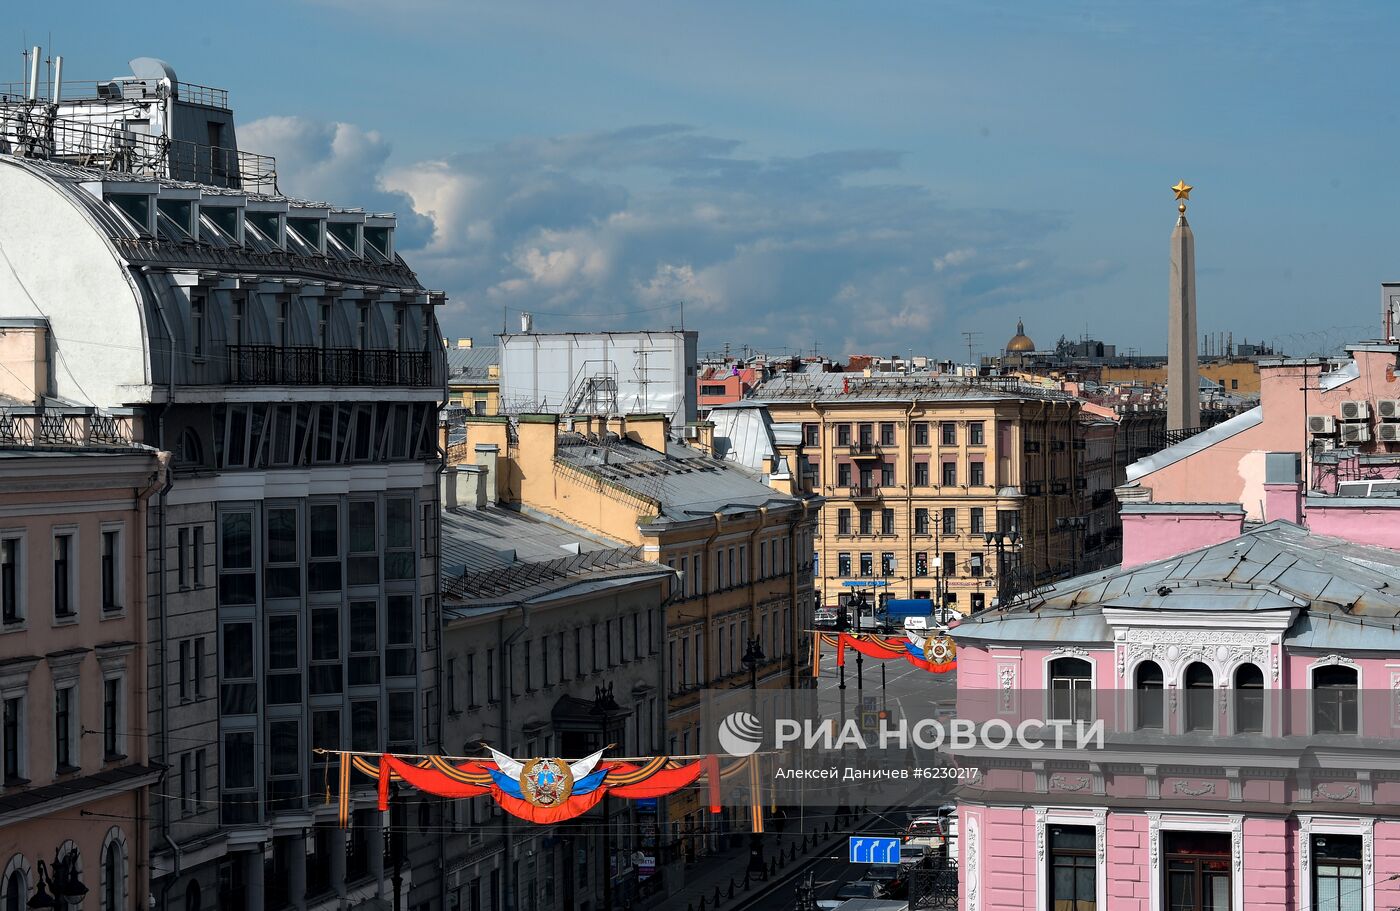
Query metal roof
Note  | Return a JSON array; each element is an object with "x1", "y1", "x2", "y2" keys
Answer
[
  {"x1": 748, "y1": 371, "x2": 1079, "y2": 405},
  {"x1": 553, "y1": 436, "x2": 801, "y2": 524},
  {"x1": 955, "y1": 521, "x2": 1400, "y2": 650},
  {"x1": 446, "y1": 346, "x2": 499, "y2": 381},
  {"x1": 1124, "y1": 405, "x2": 1264, "y2": 482}
]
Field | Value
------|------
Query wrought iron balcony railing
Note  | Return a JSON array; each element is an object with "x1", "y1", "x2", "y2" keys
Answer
[
  {"x1": 227, "y1": 345, "x2": 439, "y2": 387},
  {"x1": 848, "y1": 441, "x2": 882, "y2": 458},
  {"x1": 0, "y1": 406, "x2": 136, "y2": 448}
]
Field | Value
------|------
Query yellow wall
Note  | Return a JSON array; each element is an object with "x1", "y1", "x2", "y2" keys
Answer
[{"x1": 1098, "y1": 360, "x2": 1260, "y2": 394}]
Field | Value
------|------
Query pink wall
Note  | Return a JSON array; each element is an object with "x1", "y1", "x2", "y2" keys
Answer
[
  {"x1": 1305, "y1": 502, "x2": 1400, "y2": 548},
  {"x1": 1134, "y1": 348, "x2": 1400, "y2": 519},
  {"x1": 1120, "y1": 507, "x2": 1244, "y2": 568}
]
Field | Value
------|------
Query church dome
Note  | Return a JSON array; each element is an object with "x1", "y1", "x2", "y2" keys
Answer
[{"x1": 1005, "y1": 319, "x2": 1035, "y2": 354}]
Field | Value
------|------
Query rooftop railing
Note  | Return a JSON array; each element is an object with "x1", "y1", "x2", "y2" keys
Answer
[
  {"x1": 227, "y1": 345, "x2": 440, "y2": 387},
  {"x1": 0, "y1": 114, "x2": 276, "y2": 192},
  {"x1": 0, "y1": 406, "x2": 136, "y2": 448},
  {"x1": 0, "y1": 80, "x2": 229, "y2": 109}
]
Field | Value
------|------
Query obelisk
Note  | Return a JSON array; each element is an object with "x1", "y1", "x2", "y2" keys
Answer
[{"x1": 1166, "y1": 180, "x2": 1198, "y2": 432}]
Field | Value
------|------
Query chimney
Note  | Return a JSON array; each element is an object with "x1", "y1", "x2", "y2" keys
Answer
[
  {"x1": 1262, "y1": 452, "x2": 1303, "y2": 524},
  {"x1": 457, "y1": 338, "x2": 473, "y2": 348},
  {"x1": 0, "y1": 319, "x2": 51, "y2": 402},
  {"x1": 624, "y1": 413, "x2": 670, "y2": 452},
  {"x1": 474, "y1": 444, "x2": 500, "y2": 506},
  {"x1": 1120, "y1": 503, "x2": 1244, "y2": 568}
]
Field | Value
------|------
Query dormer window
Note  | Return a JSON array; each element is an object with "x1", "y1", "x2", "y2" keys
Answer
[
  {"x1": 106, "y1": 194, "x2": 154, "y2": 234},
  {"x1": 245, "y1": 211, "x2": 284, "y2": 249},
  {"x1": 156, "y1": 198, "x2": 195, "y2": 240},
  {"x1": 200, "y1": 206, "x2": 243, "y2": 246},
  {"x1": 328, "y1": 221, "x2": 362, "y2": 257},
  {"x1": 286, "y1": 217, "x2": 325, "y2": 255},
  {"x1": 364, "y1": 225, "x2": 393, "y2": 261}
]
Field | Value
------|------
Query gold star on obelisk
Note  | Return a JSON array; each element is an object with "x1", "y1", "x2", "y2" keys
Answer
[{"x1": 1172, "y1": 180, "x2": 1192, "y2": 213}]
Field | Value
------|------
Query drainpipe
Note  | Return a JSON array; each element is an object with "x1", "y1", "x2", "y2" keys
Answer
[{"x1": 499, "y1": 603, "x2": 529, "y2": 911}]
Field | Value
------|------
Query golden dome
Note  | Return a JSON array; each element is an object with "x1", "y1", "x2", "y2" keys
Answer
[{"x1": 1005, "y1": 319, "x2": 1035, "y2": 354}]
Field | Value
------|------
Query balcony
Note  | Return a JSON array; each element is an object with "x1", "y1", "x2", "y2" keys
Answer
[
  {"x1": 848, "y1": 441, "x2": 883, "y2": 459},
  {"x1": 848, "y1": 485, "x2": 883, "y2": 501},
  {"x1": 227, "y1": 345, "x2": 439, "y2": 387}
]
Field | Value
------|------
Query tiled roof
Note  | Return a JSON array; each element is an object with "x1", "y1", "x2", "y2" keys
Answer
[{"x1": 954, "y1": 521, "x2": 1400, "y2": 650}]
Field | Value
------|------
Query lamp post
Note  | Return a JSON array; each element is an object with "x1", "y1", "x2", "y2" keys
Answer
[
  {"x1": 28, "y1": 845, "x2": 87, "y2": 909},
  {"x1": 1055, "y1": 515, "x2": 1088, "y2": 576},
  {"x1": 591, "y1": 683, "x2": 623, "y2": 911},
  {"x1": 741, "y1": 637, "x2": 764, "y2": 692},
  {"x1": 740, "y1": 636, "x2": 766, "y2": 877},
  {"x1": 982, "y1": 530, "x2": 1023, "y2": 608}
]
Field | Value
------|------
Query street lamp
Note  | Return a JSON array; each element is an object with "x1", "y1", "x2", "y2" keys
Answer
[
  {"x1": 29, "y1": 845, "x2": 87, "y2": 908},
  {"x1": 1055, "y1": 515, "x2": 1088, "y2": 575},
  {"x1": 741, "y1": 637, "x2": 764, "y2": 690},
  {"x1": 591, "y1": 684, "x2": 623, "y2": 910}
]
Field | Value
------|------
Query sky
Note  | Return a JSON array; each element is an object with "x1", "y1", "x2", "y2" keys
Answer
[{"x1": 13, "y1": 1, "x2": 1400, "y2": 361}]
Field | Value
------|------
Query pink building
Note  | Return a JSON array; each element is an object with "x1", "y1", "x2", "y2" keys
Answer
[
  {"x1": 952, "y1": 334, "x2": 1400, "y2": 910},
  {"x1": 0, "y1": 390, "x2": 165, "y2": 909}
]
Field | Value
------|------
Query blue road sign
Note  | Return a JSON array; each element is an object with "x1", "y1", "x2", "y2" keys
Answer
[{"x1": 848, "y1": 836, "x2": 901, "y2": 864}]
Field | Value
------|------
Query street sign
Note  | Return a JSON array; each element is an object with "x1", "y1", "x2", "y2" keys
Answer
[{"x1": 848, "y1": 836, "x2": 901, "y2": 864}]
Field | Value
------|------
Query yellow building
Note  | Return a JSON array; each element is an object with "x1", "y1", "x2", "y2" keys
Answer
[
  {"x1": 1096, "y1": 358, "x2": 1260, "y2": 395},
  {"x1": 752, "y1": 372, "x2": 1084, "y2": 615},
  {"x1": 445, "y1": 339, "x2": 500, "y2": 413},
  {"x1": 451, "y1": 411, "x2": 820, "y2": 859}
]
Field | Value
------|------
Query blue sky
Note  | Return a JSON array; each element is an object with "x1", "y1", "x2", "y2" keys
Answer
[{"x1": 15, "y1": 1, "x2": 1400, "y2": 360}]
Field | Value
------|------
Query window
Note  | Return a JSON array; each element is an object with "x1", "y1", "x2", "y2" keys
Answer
[
  {"x1": 1312, "y1": 834, "x2": 1362, "y2": 911},
  {"x1": 969, "y1": 422, "x2": 984, "y2": 445},
  {"x1": 940, "y1": 422, "x2": 956, "y2": 446},
  {"x1": 55, "y1": 685, "x2": 76, "y2": 771},
  {"x1": 881, "y1": 508, "x2": 895, "y2": 535},
  {"x1": 385, "y1": 596, "x2": 416, "y2": 677},
  {"x1": 1134, "y1": 661, "x2": 1164, "y2": 730},
  {"x1": 914, "y1": 423, "x2": 929, "y2": 445},
  {"x1": 1234, "y1": 664, "x2": 1264, "y2": 734},
  {"x1": 837, "y1": 463, "x2": 851, "y2": 487},
  {"x1": 308, "y1": 503, "x2": 341, "y2": 592},
  {"x1": 859, "y1": 509, "x2": 873, "y2": 535},
  {"x1": 1183, "y1": 662, "x2": 1214, "y2": 733},
  {"x1": 6, "y1": 867, "x2": 28, "y2": 911},
  {"x1": 348, "y1": 501, "x2": 378, "y2": 586},
  {"x1": 1048, "y1": 657, "x2": 1092, "y2": 723},
  {"x1": 223, "y1": 730, "x2": 256, "y2": 792},
  {"x1": 859, "y1": 553, "x2": 874, "y2": 577},
  {"x1": 387, "y1": 691, "x2": 415, "y2": 749},
  {"x1": 881, "y1": 462, "x2": 895, "y2": 487},
  {"x1": 385, "y1": 497, "x2": 415, "y2": 581},
  {"x1": 970, "y1": 592, "x2": 985, "y2": 612},
  {"x1": 970, "y1": 461, "x2": 985, "y2": 486},
  {"x1": 176, "y1": 528, "x2": 189, "y2": 588},
  {"x1": 880, "y1": 552, "x2": 895, "y2": 576},
  {"x1": 915, "y1": 552, "x2": 928, "y2": 576},
  {"x1": 838, "y1": 553, "x2": 851, "y2": 577},
  {"x1": 2, "y1": 695, "x2": 22, "y2": 782},
  {"x1": 970, "y1": 508, "x2": 984, "y2": 535},
  {"x1": 101, "y1": 529, "x2": 121, "y2": 611},
  {"x1": 942, "y1": 508, "x2": 957, "y2": 535},
  {"x1": 103, "y1": 676, "x2": 124, "y2": 759},
  {"x1": 880, "y1": 423, "x2": 895, "y2": 446},
  {"x1": 969, "y1": 553, "x2": 984, "y2": 577},
  {"x1": 942, "y1": 551, "x2": 956, "y2": 577},
  {"x1": 1, "y1": 536, "x2": 20, "y2": 624},
  {"x1": 218, "y1": 512, "x2": 255, "y2": 605},
  {"x1": 941, "y1": 462, "x2": 957, "y2": 486},
  {"x1": 190, "y1": 294, "x2": 205, "y2": 358},
  {"x1": 264, "y1": 508, "x2": 299, "y2": 598},
  {"x1": 53, "y1": 532, "x2": 74, "y2": 618},
  {"x1": 1313, "y1": 664, "x2": 1358, "y2": 734},
  {"x1": 192, "y1": 526, "x2": 204, "y2": 587},
  {"x1": 349, "y1": 601, "x2": 380, "y2": 687},
  {"x1": 1164, "y1": 832, "x2": 1230, "y2": 911},
  {"x1": 915, "y1": 509, "x2": 930, "y2": 535},
  {"x1": 351, "y1": 699, "x2": 379, "y2": 752},
  {"x1": 1048, "y1": 825, "x2": 1096, "y2": 911},
  {"x1": 836, "y1": 424, "x2": 851, "y2": 446},
  {"x1": 803, "y1": 423, "x2": 819, "y2": 447},
  {"x1": 103, "y1": 835, "x2": 126, "y2": 911},
  {"x1": 914, "y1": 462, "x2": 929, "y2": 487},
  {"x1": 220, "y1": 622, "x2": 256, "y2": 715},
  {"x1": 836, "y1": 509, "x2": 851, "y2": 535},
  {"x1": 266, "y1": 615, "x2": 301, "y2": 705}
]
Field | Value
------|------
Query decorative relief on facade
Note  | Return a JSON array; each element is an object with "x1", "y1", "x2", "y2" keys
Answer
[
  {"x1": 1049, "y1": 646, "x2": 1092, "y2": 660},
  {"x1": 1049, "y1": 774, "x2": 1090, "y2": 792},
  {"x1": 1172, "y1": 780, "x2": 1216, "y2": 797},
  {"x1": 998, "y1": 664, "x2": 1016, "y2": 712},
  {"x1": 1313, "y1": 653, "x2": 1356, "y2": 666},
  {"x1": 1230, "y1": 816, "x2": 1243, "y2": 873},
  {"x1": 1121, "y1": 628, "x2": 1272, "y2": 680},
  {"x1": 965, "y1": 815, "x2": 979, "y2": 911},
  {"x1": 1146, "y1": 813, "x2": 1161, "y2": 872},
  {"x1": 1314, "y1": 783, "x2": 1358, "y2": 802}
]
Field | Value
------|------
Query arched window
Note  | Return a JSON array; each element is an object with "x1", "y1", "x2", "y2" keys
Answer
[
  {"x1": 1048, "y1": 657, "x2": 1092, "y2": 723},
  {"x1": 178, "y1": 427, "x2": 204, "y2": 466},
  {"x1": 184, "y1": 880, "x2": 201, "y2": 911},
  {"x1": 3, "y1": 864, "x2": 26, "y2": 911},
  {"x1": 1313, "y1": 665, "x2": 1359, "y2": 734},
  {"x1": 1134, "y1": 661, "x2": 1164, "y2": 730},
  {"x1": 99, "y1": 828, "x2": 124, "y2": 911},
  {"x1": 1183, "y1": 662, "x2": 1214, "y2": 733},
  {"x1": 1234, "y1": 664, "x2": 1264, "y2": 733}
]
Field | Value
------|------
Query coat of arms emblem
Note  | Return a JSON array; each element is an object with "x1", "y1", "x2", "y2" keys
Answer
[{"x1": 520, "y1": 757, "x2": 575, "y2": 807}]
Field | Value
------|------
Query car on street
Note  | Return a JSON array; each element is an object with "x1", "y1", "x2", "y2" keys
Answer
[
  {"x1": 813, "y1": 608, "x2": 841, "y2": 629},
  {"x1": 862, "y1": 863, "x2": 907, "y2": 898},
  {"x1": 903, "y1": 816, "x2": 944, "y2": 852},
  {"x1": 835, "y1": 880, "x2": 886, "y2": 900},
  {"x1": 896, "y1": 842, "x2": 930, "y2": 869}
]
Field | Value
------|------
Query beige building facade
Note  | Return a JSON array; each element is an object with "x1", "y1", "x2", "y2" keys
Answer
[{"x1": 752, "y1": 373, "x2": 1084, "y2": 614}]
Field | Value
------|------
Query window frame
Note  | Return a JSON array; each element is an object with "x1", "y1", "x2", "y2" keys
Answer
[
  {"x1": 1045, "y1": 656, "x2": 1094, "y2": 724},
  {"x1": 0, "y1": 532, "x2": 24, "y2": 626},
  {"x1": 51, "y1": 528, "x2": 78, "y2": 623},
  {"x1": 100, "y1": 524, "x2": 125, "y2": 614}
]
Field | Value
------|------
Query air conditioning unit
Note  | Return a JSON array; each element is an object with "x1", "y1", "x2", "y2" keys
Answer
[
  {"x1": 1075, "y1": 478, "x2": 1089, "y2": 490},
  {"x1": 1025, "y1": 482, "x2": 1043, "y2": 496},
  {"x1": 1341, "y1": 423, "x2": 1371, "y2": 444},
  {"x1": 1379, "y1": 399, "x2": 1400, "y2": 421},
  {"x1": 1340, "y1": 400, "x2": 1371, "y2": 421},
  {"x1": 1379, "y1": 423, "x2": 1400, "y2": 442},
  {"x1": 1051, "y1": 481, "x2": 1068, "y2": 495},
  {"x1": 1307, "y1": 415, "x2": 1337, "y2": 435}
]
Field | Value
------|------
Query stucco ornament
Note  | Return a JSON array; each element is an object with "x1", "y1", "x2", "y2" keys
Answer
[
  {"x1": 1314, "y1": 782, "x2": 1358, "y2": 802},
  {"x1": 1172, "y1": 780, "x2": 1216, "y2": 797},
  {"x1": 1049, "y1": 774, "x2": 1090, "y2": 792},
  {"x1": 1121, "y1": 627, "x2": 1273, "y2": 680}
]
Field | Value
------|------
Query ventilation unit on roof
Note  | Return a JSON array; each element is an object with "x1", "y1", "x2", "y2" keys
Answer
[
  {"x1": 1379, "y1": 423, "x2": 1400, "y2": 442},
  {"x1": 1379, "y1": 399, "x2": 1400, "y2": 421},
  {"x1": 1340, "y1": 400, "x2": 1371, "y2": 421},
  {"x1": 1307, "y1": 415, "x2": 1337, "y2": 435},
  {"x1": 1340, "y1": 423, "x2": 1371, "y2": 444}
]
